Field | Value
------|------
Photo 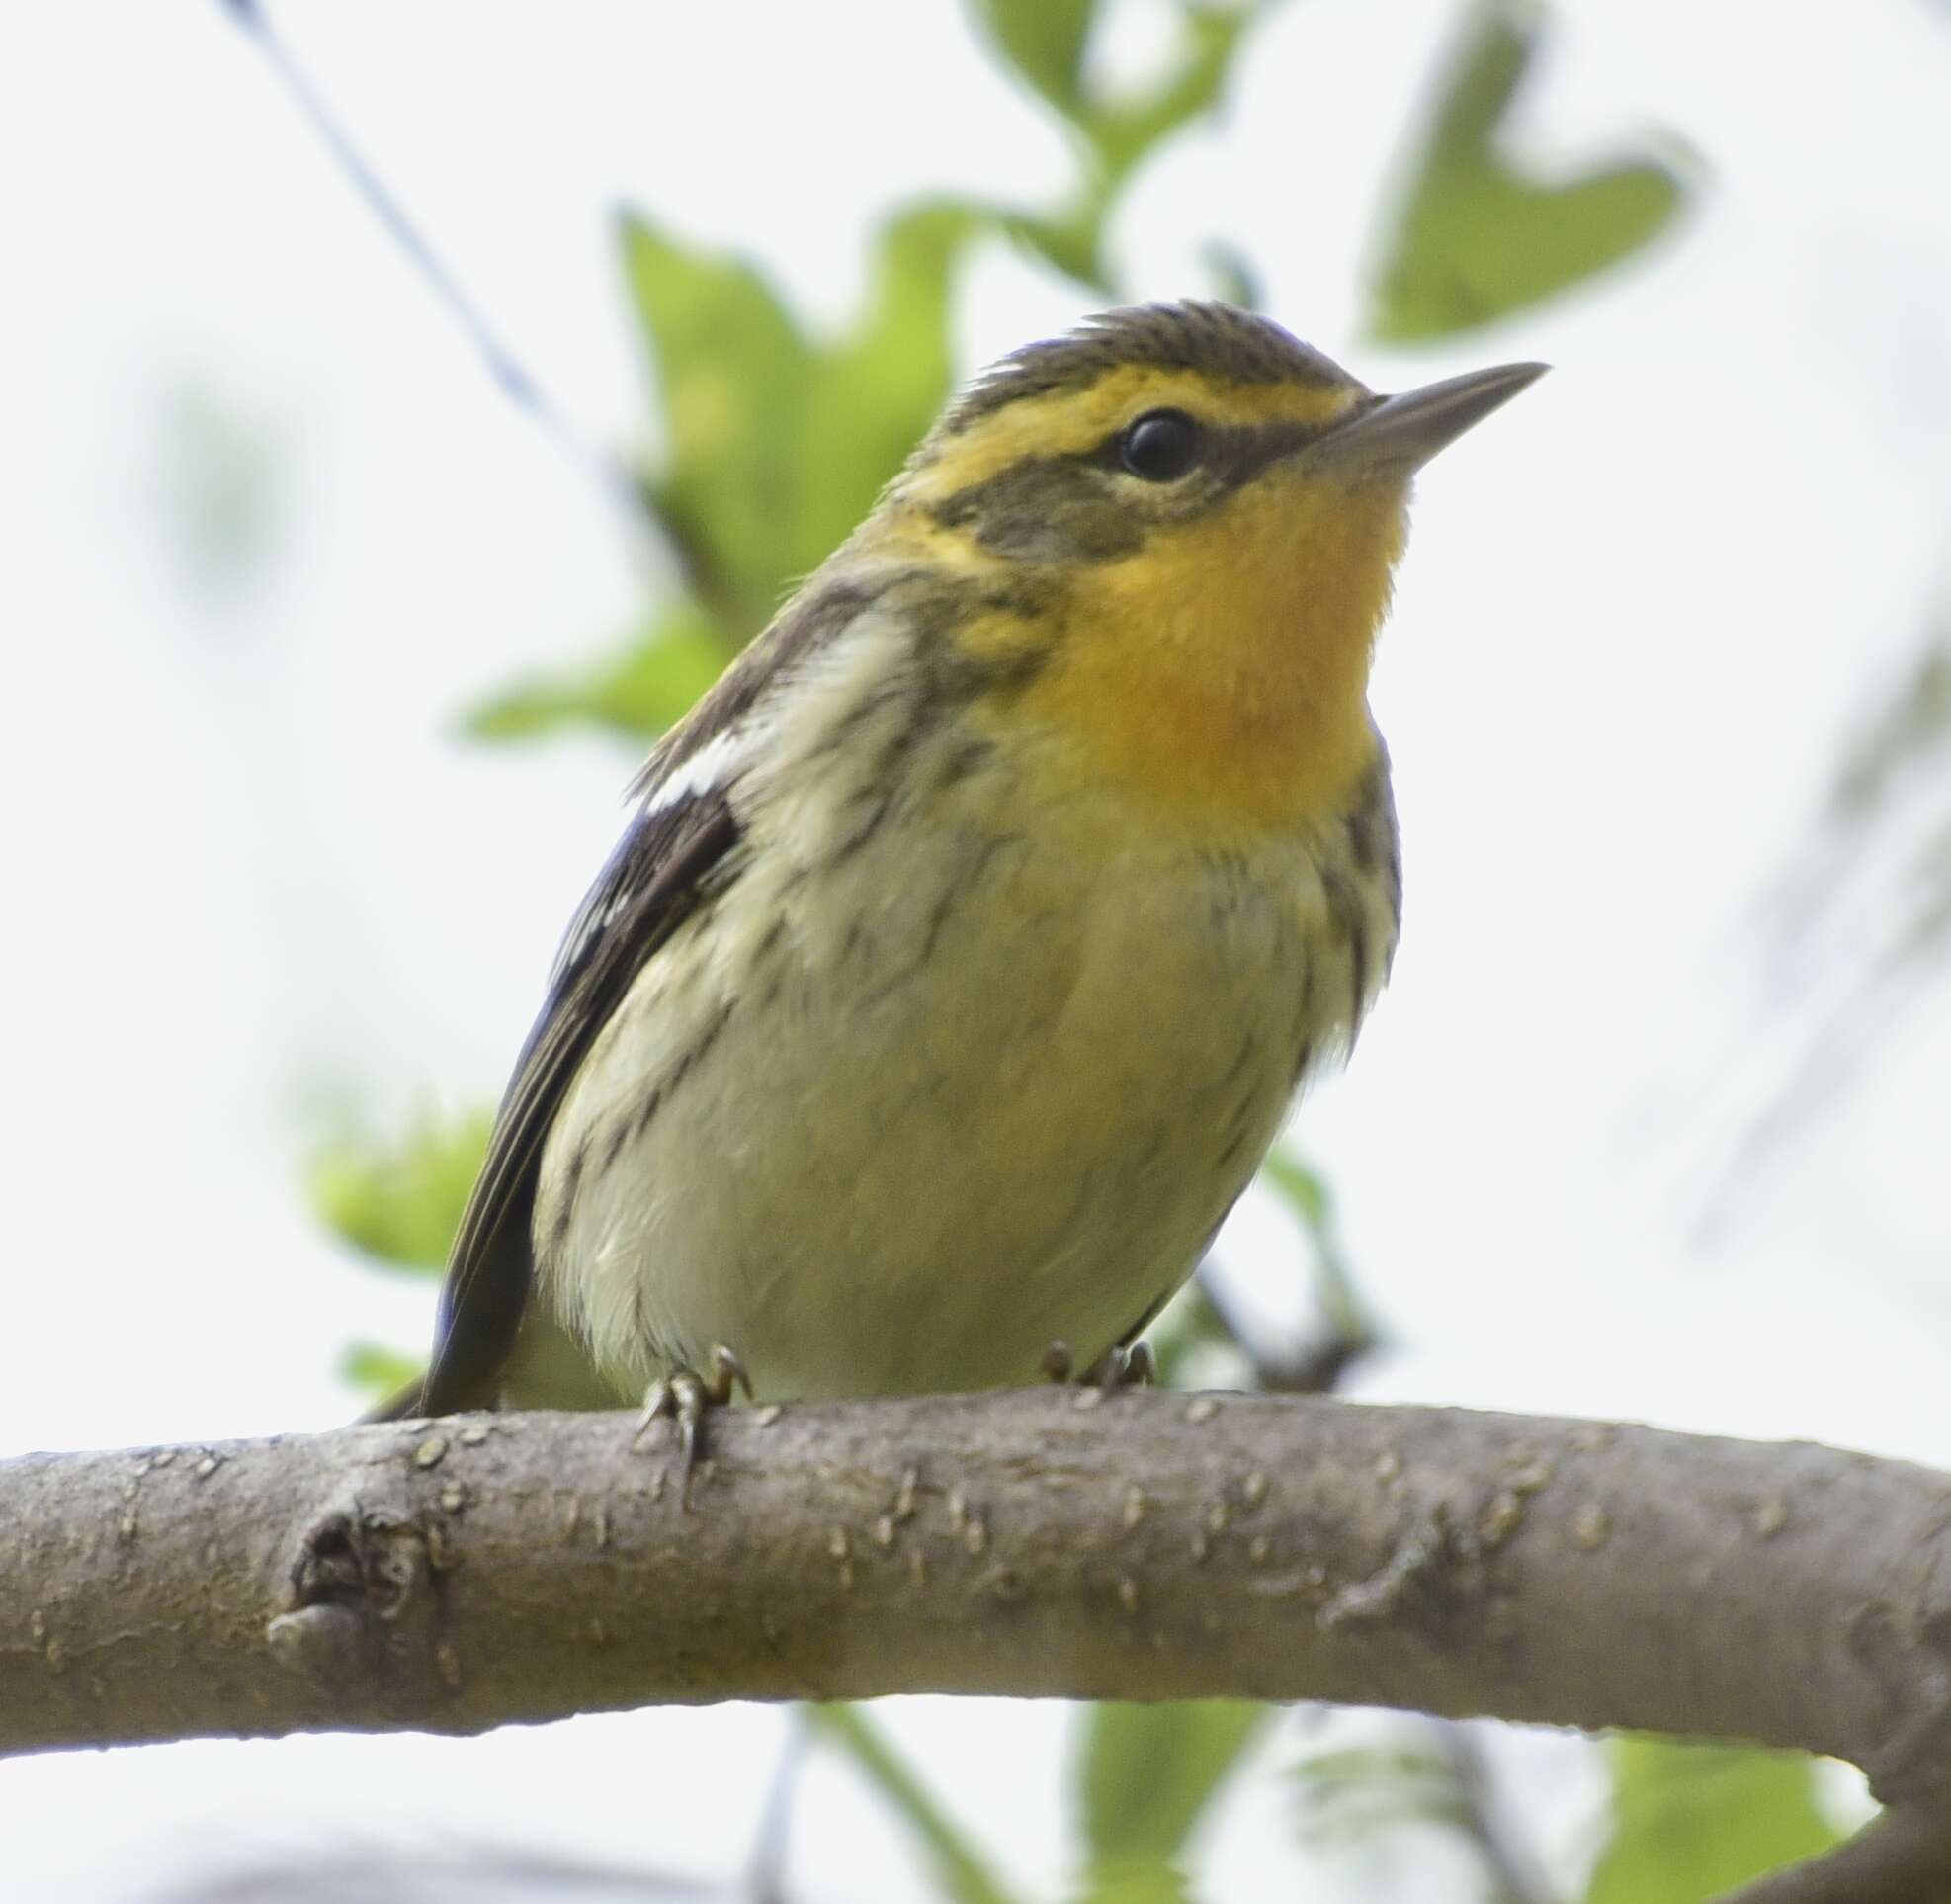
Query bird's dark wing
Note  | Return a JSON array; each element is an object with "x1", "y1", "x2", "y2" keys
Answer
[
  {"x1": 403, "y1": 789, "x2": 742, "y2": 1416},
  {"x1": 369, "y1": 570, "x2": 898, "y2": 1422}
]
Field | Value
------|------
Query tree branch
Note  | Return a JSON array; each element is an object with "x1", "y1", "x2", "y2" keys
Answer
[{"x1": 6, "y1": 1392, "x2": 1950, "y2": 1896}]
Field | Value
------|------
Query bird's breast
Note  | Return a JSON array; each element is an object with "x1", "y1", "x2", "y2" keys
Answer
[{"x1": 531, "y1": 667, "x2": 1398, "y2": 1405}]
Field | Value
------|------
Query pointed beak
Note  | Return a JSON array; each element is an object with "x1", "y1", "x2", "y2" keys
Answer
[{"x1": 1313, "y1": 361, "x2": 1549, "y2": 474}]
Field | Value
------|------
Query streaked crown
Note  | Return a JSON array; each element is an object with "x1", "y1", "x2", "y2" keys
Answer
[{"x1": 944, "y1": 302, "x2": 1360, "y2": 430}]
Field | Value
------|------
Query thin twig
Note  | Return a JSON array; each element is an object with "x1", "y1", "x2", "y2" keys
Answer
[
  {"x1": 743, "y1": 1712, "x2": 809, "y2": 1904},
  {"x1": 1426, "y1": 1719, "x2": 1560, "y2": 1904},
  {"x1": 1198, "y1": 1269, "x2": 1377, "y2": 1396},
  {"x1": 217, "y1": 0, "x2": 650, "y2": 544}
]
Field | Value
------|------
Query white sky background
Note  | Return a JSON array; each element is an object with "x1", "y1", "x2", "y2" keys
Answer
[{"x1": 2, "y1": 0, "x2": 1949, "y2": 1898}]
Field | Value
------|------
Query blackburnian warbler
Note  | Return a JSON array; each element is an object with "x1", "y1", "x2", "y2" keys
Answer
[{"x1": 384, "y1": 303, "x2": 1542, "y2": 1458}]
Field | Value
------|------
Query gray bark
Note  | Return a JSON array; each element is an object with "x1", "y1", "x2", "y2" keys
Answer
[{"x1": 5, "y1": 1391, "x2": 1950, "y2": 1900}]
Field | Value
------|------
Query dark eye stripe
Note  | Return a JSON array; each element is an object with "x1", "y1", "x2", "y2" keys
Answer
[
  {"x1": 1203, "y1": 417, "x2": 1321, "y2": 491},
  {"x1": 925, "y1": 415, "x2": 1340, "y2": 564}
]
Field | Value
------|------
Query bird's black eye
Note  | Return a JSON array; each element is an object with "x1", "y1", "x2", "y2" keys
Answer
[{"x1": 1118, "y1": 409, "x2": 1204, "y2": 482}]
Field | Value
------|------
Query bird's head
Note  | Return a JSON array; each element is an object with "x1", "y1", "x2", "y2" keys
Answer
[{"x1": 881, "y1": 303, "x2": 1543, "y2": 835}]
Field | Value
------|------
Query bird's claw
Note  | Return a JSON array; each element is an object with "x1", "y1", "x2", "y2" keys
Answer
[
  {"x1": 1041, "y1": 1339, "x2": 1155, "y2": 1389},
  {"x1": 1088, "y1": 1341, "x2": 1156, "y2": 1388},
  {"x1": 634, "y1": 1344, "x2": 751, "y2": 1508}
]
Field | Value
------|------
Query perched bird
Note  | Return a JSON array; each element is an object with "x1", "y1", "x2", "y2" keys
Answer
[{"x1": 383, "y1": 302, "x2": 1542, "y2": 1457}]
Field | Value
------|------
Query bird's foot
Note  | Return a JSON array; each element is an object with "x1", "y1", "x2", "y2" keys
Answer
[
  {"x1": 1098, "y1": 1340, "x2": 1157, "y2": 1388},
  {"x1": 634, "y1": 1344, "x2": 751, "y2": 1508},
  {"x1": 1040, "y1": 1340, "x2": 1156, "y2": 1389}
]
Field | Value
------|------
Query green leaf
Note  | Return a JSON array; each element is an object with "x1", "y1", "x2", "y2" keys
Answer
[
  {"x1": 618, "y1": 202, "x2": 983, "y2": 653},
  {"x1": 966, "y1": 0, "x2": 1097, "y2": 114},
  {"x1": 1367, "y1": 1, "x2": 1687, "y2": 342},
  {"x1": 1583, "y1": 1738, "x2": 1843, "y2": 1904},
  {"x1": 486, "y1": 201, "x2": 976, "y2": 751},
  {"x1": 981, "y1": 2, "x2": 1277, "y2": 299},
  {"x1": 796, "y1": 201, "x2": 979, "y2": 565},
  {"x1": 464, "y1": 605, "x2": 730, "y2": 745},
  {"x1": 1259, "y1": 1149, "x2": 1328, "y2": 1227},
  {"x1": 1000, "y1": 209, "x2": 1113, "y2": 296},
  {"x1": 308, "y1": 1107, "x2": 491, "y2": 1275},
  {"x1": 620, "y1": 211, "x2": 817, "y2": 633},
  {"x1": 1140, "y1": 1278, "x2": 1245, "y2": 1390},
  {"x1": 1078, "y1": 1701, "x2": 1269, "y2": 1869},
  {"x1": 1258, "y1": 1148, "x2": 1375, "y2": 1353},
  {"x1": 1202, "y1": 240, "x2": 1264, "y2": 312},
  {"x1": 806, "y1": 1705, "x2": 1021, "y2": 1904},
  {"x1": 1083, "y1": 5, "x2": 1255, "y2": 189},
  {"x1": 1291, "y1": 1741, "x2": 1477, "y2": 1845},
  {"x1": 1073, "y1": 1856, "x2": 1195, "y2": 1904},
  {"x1": 338, "y1": 1341, "x2": 422, "y2": 1401}
]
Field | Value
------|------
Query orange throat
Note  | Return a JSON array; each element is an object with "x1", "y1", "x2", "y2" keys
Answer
[{"x1": 1019, "y1": 474, "x2": 1409, "y2": 834}]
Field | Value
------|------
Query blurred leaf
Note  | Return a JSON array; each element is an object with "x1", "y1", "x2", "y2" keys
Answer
[
  {"x1": 465, "y1": 606, "x2": 729, "y2": 745},
  {"x1": 1202, "y1": 239, "x2": 1264, "y2": 311},
  {"x1": 621, "y1": 211, "x2": 816, "y2": 632},
  {"x1": 796, "y1": 201, "x2": 980, "y2": 566},
  {"x1": 1143, "y1": 1275, "x2": 1248, "y2": 1389},
  {"x1": 1368, "y1": 1, "x2": 1686, "y2": 341},
  {"x1": 1827, "y1": 645, "x2": 1951, "y2": 821},
  {"x1": 1290, "y1": 1727, "x2": 1556, "y2": 1904},
  {"x1": 622, "y1": 204, "x2": 979, "y2": 645},
  {"x1": 1082, "y1": 4, "x2": 1255, "y2": 188},
  {"x1": 988, "y1": 2, "x2": 1278, "y2": 295},
  {"x1": 483, "y1": 201, "x2": 977, "y2": 751},
  {"x1": 309, "y1": 1107, "x2": 491, "y2": 1275},
  {"x1": 1259, "y1": 1147, "x2": 1376, "y2": 1355},
  {"x1": 1079, "y1": 1702, "x2": 1269, "y2": 1869},
  {"x1": 155, "y1": 1843, "x2": 728, "y2": 1902},
  {"x1": 1701, "y1": 603, "x2": 1951, "y2": 1231},
  {"x1": 966, "y1": 0, "x2": 1097, "y2": 114},
  {"x1": 338, "y1": 1340, "x2": 422, "y2": 1400},
  {"x1": 151, "y1": 381, "x2": 289, "y2": 600},
  {"x1": 1291, "y1": 1741, "x2": 1478, "y2": 1845},
  {"x1": 1147, "y1": 1151, "x2": 1377, "y2": 1395},
  {"x1": 1583, "y1": 1738, "x2": 1842, "y2": 1904},
  {"x1": 1260, "y1": 1149, "x2": 1328, "y2": 1227},
  {"x1": 1072, "y1": 1855, "x2": 1195, "y2": 1904},
  {"x1": 806, "y1": 1705, "x2": 1022, "y2": 1904},
  {"x1": 1002, "y1": 209, "x2": 1114, "y2": 294}
]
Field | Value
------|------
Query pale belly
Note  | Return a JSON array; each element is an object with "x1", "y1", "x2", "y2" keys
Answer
[{"x1": 528, "y1": 780, "x2": 1379, "y2": 1405}]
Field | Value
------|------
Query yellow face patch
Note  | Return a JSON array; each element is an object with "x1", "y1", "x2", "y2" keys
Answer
[
  {"x1": 900, "y1": 442, "x2": 1407, "y2": 836},
  {"x1": 999, "y1": 464, "x2": 1407, "y2": 834}
]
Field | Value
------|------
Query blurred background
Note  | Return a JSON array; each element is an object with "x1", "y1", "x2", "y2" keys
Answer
[{"x1": 3, "y1": 1, "x2": 1949, "y2": 1898}]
